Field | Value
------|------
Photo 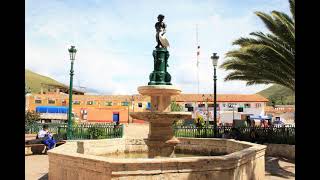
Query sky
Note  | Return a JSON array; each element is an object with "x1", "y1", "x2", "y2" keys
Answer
[{"x1": 25, "y1": 0, "x2": 290, "y2": 95}]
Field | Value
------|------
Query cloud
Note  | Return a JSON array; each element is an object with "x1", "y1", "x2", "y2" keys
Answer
[{"x1": 26, "y1": 0, "x2": 289, "y2": 95}]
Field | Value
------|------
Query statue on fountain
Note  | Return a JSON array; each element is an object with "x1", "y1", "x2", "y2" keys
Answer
[
  {"x1": 148, "y1": 14, "x2": 172, "y2": 85},
  {"x1": 155, "y1": 14, "x2": 169, "y2": 49}
]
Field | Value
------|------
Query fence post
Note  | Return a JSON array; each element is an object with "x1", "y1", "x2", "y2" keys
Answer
[{"x1": 121, "y1": 124, "x2": 124, "y2": 138}]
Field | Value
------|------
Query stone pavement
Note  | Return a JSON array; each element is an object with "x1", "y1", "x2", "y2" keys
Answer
[
  {"x1": 265, "y1": 156, "x2": 295, "y2": 180},
  {"x1": 25, "y1": 155, "x2": 48, "y2": 180}
]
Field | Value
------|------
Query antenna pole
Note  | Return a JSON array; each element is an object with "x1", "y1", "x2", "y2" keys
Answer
[{"x1": 196, "y1": 24, "x2": 200, "y2": 95}]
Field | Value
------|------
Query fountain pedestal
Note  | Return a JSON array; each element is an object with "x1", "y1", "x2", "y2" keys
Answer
[{"x1": 130, "y1": 85, "x2": 191, "y2": 158}]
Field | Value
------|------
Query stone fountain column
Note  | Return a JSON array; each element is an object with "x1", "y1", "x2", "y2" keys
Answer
[
  {"x1": 129, "y1": 18, "x2": 191, "y2": 157},
  {"x1": 130, "y1": 85, "x2": 191, "y2": 158}
]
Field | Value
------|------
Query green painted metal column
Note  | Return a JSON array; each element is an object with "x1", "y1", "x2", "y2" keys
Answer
[
  {"x1": 67, "y1": 46, "x2": 77, "y2": 140},
  {"x1": 213, "y1": 65, "x2": 217, "y2": 138},
  {"x1": 211, "y1": 53, "x2": 219, "y2": 138},
  {"x1": 148, "y1": 48, "x2": 172, "y2": 85}
]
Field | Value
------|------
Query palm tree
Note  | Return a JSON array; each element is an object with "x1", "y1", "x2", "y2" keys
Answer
[{"x1": 220, "y1": 0, "x2": 295, "y2": 91}]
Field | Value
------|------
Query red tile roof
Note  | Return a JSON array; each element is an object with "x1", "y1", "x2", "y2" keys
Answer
[{"x1": 172, "y1": 94, "x2": 268, "y2": 102}]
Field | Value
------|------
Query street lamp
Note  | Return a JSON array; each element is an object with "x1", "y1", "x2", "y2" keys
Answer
[
  {"x1": 67, "y1": 45, "x2": 77, "y2": 140},
  {"x1": 211, "y1": 53, "x2": 219, "y2": 138}
]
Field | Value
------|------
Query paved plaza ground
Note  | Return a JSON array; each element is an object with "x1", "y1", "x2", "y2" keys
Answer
[{"x1": 25, "y1": 123, "x2": 295, "y2": 180}]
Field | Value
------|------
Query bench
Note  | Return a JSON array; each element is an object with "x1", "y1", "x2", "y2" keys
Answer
[{"x1": 25, "y1": 140, "x2": 66, "y2": 155}]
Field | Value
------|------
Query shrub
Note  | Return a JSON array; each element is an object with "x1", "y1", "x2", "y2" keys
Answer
[
  {"x1": 87, "y1": 126, "x2": 104, "y2": 139},
  {"x1": 25, "y1": 111, "x2": 40, "y2": 125}
]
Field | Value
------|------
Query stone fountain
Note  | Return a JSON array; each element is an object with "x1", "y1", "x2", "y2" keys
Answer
[
  {"x1": 130, "y1": 85, "x2": 191, "y2": 158},
  {"x1": 47, "y1": 14, "x2": 266, "y2": 180},
  {"x1": 130, "y1": 14, "x2": 192, "y2": 158}
]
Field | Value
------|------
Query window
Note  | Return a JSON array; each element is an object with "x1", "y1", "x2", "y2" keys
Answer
[
  {"x1": 138, "y1": 103, "x2": 143, "y2": 108},
  {"x1": 48, "y1": 99, "x2": 55, "y2": 104},
  {"x1": 187, "y1": 107, "x2": 194, "y2": 112},
  {"x1": 198, "y1": 104, "x2": 205, "y2": 108},
  {"x1": 35, "y1": 99, "x2": 42, "y2": 104},
  {"x1": 146, "y1": 102, "x2": 151, "y2": 109},
  {"x1": 105, "y1": 101, "x2": 112, "y2": 106},
  {"x1": 73, "y1": 100, "x2": 81, "y2": 105},
  {"x1": 244, "y1": 104, "x2": 251, "y2": 108},
  {"x1": 207, "y1": 104, "x2": 219, "y2": 108},
  {"x1": 87, "y1": 101, "x2": 94, "y2": 105},
  {"x1": 185, "y1": 103, "x2": 193, "y2": 108},
  {"x1": 255, "y1": 103, "x2": 262, "y2": 108},
  {"x1": 121, "y1": 102, "x2": 129, "y2": 106}
]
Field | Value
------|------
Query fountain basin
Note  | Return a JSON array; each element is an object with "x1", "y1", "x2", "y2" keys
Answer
[
  {"x1": 48, "y1": 138, "x2": 266, "y2": 180},
  {"x1": 138, "y1": 85, "x2": 181, "y2": 96}
]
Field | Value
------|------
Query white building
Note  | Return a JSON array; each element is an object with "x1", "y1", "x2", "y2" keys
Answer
[{"x1": 172, "y1": 94, "x2": 269, "y2": 124}]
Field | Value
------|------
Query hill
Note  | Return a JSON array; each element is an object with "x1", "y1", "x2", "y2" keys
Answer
[
  {"x1": 257, "y1": 85, "x2": 295, "y2": 105},
  {"x1": 25, "y1": 69, "x2": 65, "y2": 94}
]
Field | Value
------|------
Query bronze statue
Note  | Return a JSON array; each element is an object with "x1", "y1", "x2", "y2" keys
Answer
[
  {"x1": 155, "y1": 14, "x2": 169, "y2": 48},
  {"x1": 149, "y1": 14, "x2": 171, "y2": 85}
]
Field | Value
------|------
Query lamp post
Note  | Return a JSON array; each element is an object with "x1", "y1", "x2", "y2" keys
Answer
[
  {"x1": 211, "y1": 53, "x2": 219, "y2": 138},
  {"x1": 67, "y1": 45, "x2": 77, "y2": 140}
]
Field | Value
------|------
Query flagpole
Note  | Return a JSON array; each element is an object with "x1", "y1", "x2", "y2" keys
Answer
[{"x1": 196, "y1": 24, "x2": 199, "y2": 95}]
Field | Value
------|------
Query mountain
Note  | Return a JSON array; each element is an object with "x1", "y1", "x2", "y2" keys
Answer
[
  {"x1": 257, "y1": 85, "x2": 295, "y2": 105},
  {"x1": 25, "y1": 69, "x2": 65, "y2": 94},
  {"x1": 25, "y1": 69, "x2": 101, "y2": 94}
]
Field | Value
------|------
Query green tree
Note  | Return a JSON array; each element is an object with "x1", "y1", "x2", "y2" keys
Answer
[
  {"x1": 220, "y1": 0, "x2": 295, "y2": 91},
  {"x1": 171, "y1": 101, "x2": 183, "y2": 112},
  {"x1": 171, "y1": 101, "x2": 184, "y2": 126},
  {"x1": 25, "y1": 111, "x2": 40, "y2": 125},
  {"x1": 194, "y1": 115, "x2": 205, "y2": 128}
]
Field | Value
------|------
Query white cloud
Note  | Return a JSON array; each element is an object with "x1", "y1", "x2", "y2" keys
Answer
[{"x1": 26, "y1": 0, "x2": 288, "y2": 95}]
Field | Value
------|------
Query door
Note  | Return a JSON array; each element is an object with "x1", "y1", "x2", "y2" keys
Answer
[{"x1": 113, "y1": 113, "x2": 119, "y2": 123}]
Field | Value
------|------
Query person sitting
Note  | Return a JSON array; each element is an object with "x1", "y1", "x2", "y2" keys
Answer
[{"x1": 38, "y1": 124, "x2": 56, "y2": 150}]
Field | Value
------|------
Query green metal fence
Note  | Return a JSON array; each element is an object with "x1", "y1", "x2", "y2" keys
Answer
[
  {"x1": 25, "y1": 123, "x2": 63, "y2": 134},
  {"x1": 174, "y1": 125, "x2": 295, "y2": 145},
  {"x1": 25, "y1": 123, "x2": 124, "y2": 140}
]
